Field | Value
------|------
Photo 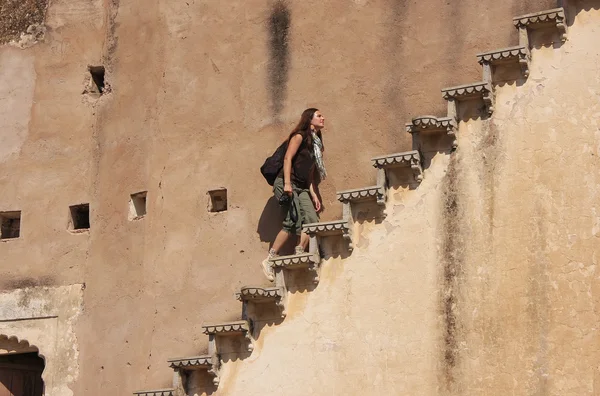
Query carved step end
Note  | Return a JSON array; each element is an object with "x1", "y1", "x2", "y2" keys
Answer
[
  {"x1": 405, "y1": 116, "x2": 456, "y2": 134},
  {"x1": 513, "y1": 7, "x2": 567, "y2": 42},
  {"x1": 168, "y1": 355, "x2": 212, "y2": 370},
  {"x1": 371, "y1": 150, "x2": 423, "y2": 183},
  {"x1": 270, "y1": 252, "x2": 317, "y2": 268},
  {"x1": 441, "y1": 82, "x2": 494, "y2": 116},
  {"x1": 169, "y1": 355, "x2": 221, "y2": 386},
  {"x1": 133, "y1": 389, "x2": 175, "y2": 396},
  {"x1": 303, "y1": 220, "x2": 353, "y2": 253},
  {"x1": 336, "y1": 185, "x2": 385, "y2": 205},
  {"x1": 235, "y1": 286, "x2": 283, "y2": 302},
  {"x1": 477, "y1": 45, "x2": 531, "y2": 78},
  {"x1": 202, "y1": 320, "x2": 249, "y2": 335},
  {"x1": 441, "y1": 82, "x2": 492, "y2": 100},
  {"x1": 303, "y1": 220, "x2": 349, "y2": 237},
  {"x1": 371, "y1": 150, "x2": 420, "y2": 166}
]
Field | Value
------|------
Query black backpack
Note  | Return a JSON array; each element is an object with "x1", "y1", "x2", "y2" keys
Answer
[{"x1": 260, "y1": 140, "x2": 288, "y2": 186}]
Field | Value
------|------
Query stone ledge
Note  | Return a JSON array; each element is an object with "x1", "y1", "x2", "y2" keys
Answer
[
  {"x1": 235, "y1": 286, "x2": 283, "y2": 302},
  {"x1": 477, "y1": 45, "x2": 529, "y2": 64},
  {"x1": 371, "y1": 150, "x2": 423, "y2": 182},
  {"x1": 133, "y1": 389, "x2": 175, "y2": 396},
  {"x1": 270, "y1": 253, "x2": 317, "y2": 269},
  {"x1": 513, "y1": 7, "x2": 567, "y2": 41},
  {"x1": 477, "y1": 45, "x2": 531, "y2": 78},
  {"x1": 405, "y1": 116, "x2": 456, "y2": 135},
  {"x1": 202, "y1": 320, "x2": 249, "y2": 335},
  {"x1": 442, "y1": 82, "x2": 494, "y2": 116},
  {"x1": 168, "y1": 355, "x2": 212, "y2": 370},
  {"x1": 441, "y1": 82, "x2": 491, "y2": 100},
  {"x1": 336, "y1": 186, "x2": 385, "y2": 204},
  {"x1": 303, "y1": 220, "x2": 349, "y2": 236},
  {"x1": 371, "y1": 150, "x2": 419, "y2": 167}
]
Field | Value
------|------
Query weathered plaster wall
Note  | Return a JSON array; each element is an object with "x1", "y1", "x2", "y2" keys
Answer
[
  {"x1": 196, "y1": 154, "x2": 450, "y2": 395},
  {"x1": 0, "y1": 0, "x2": 570, "y2": 395},
  {"x1": 0, "y1": 285, "x2": 84, "y2": 396},
  {"x1": 448, "y1": 4, "x2": 600, "y2": 394},
  {"x1": 193, "y1": 3, "x2": 600, "y2": 395}
]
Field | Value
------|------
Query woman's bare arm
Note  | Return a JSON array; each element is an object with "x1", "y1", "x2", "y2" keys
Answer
[
  {"x1": 283, "y1": 134, "x2": 303, "y2": 195},
  {"x1": 309, "y1": 167, "x2": 321, "y2": 212}
]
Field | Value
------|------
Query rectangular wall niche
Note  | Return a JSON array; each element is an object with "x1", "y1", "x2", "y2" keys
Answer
[
  {"x1": 128, "y1": 191, "x2": 147, "y2": 220},
  {"x1": 69, "y1": 204, "x2": 90, "y2": 231},
  {"x1": 207, "y1": 188, "x2": 227, "y2": 213},
  {"x1": 0, "y1": 211, "x2": 21, "y2": 240},
  {"x1": 88, "y1": 66, "x2": 105, "y2": 94}
]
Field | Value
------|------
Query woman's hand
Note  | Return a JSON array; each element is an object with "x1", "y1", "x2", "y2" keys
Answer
[
  {"x1": 284, "y1": 182, "x2": 293, "y2": 196},
  {"x1": 311, "y1": 193, "x2": 321, "y2": 212}
]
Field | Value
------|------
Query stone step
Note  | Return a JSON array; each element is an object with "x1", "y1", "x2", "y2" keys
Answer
[
  {"x1": 513, "y1": 7, "x2": 567, "y2": 44},
  {"x1": 168, "y1": 355, "x2": 212, "y2": 370},
  {"x1": 271, "y1": 252, "x2": 321, "y2": 285},
  {"x1": 235, "y1": 286, "x2": 283, "y2": 303},
  {"x1": 477, "y1": 45, "x2": 531, "y2": 79},
  {"x1": 168, "y1": 355, "x2": 221, "y2": 386},
  {"x1": 303, "y1": 220, "x2": 353, "y2": 253},
  {"x1": 270, "y1": 252, "x2": 317, "y2": 269},
  {"x1": 133, "y1": 389, "x2": 175, "y2": 396},
  {"x1": 203, "y1": 320, "x2": 253, "y2": 353},
  {"x1": 371, "y1": 150, "x2": 423, "y2": 183},
  {"x1": 405, "y1": 116, "x2": 456, "y2": 135},
  {"x1": 441, "y1": 81, "x2": 492, "y2": 101},
  {"x1": 303, "y1": 220, "x2": 349, "y2": 237},
  {"x1": 405, "y1": 116, "x2": 458, "y2": 150},
  {"x1": 441, "y1": 81, "x2": 494, "y2": 117},
  {"x1": 202, "y1": 320, "x2": 249, "y2": 336},
  {"x1": 336, "y1": 185, "x2": 386, "y2": 205}
]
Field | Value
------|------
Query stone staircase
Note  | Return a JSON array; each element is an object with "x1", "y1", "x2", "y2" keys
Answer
[{"x1": 133, "y1": 7, "x2": 567, "y2": 396}]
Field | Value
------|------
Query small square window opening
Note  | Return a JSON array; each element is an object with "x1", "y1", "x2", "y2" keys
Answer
[
  {"x1": 88, "y1": 66, "x2": 106, "y2": 94},
  {"x1": 69, "y1": 204, "x2": 90, "y2": 231},
  {"x1": 128, "y1": 191, "x2": 147, "y2": 220},
  {"x1": 0, "y1": 211, "x2": 21, "y2": 240},
  {"x1": 208, "y1": 189, "x2": 227, "y2": 213}
]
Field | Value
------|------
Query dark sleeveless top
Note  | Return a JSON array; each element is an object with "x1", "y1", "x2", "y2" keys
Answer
[{"x1": 278, "y1": 132, "x2": 315, "y2": 189}]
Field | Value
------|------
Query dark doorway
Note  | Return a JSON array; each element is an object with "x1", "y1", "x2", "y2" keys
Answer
[{"x1": 0, "y1": 353, "x2": 44, "y2": 396}]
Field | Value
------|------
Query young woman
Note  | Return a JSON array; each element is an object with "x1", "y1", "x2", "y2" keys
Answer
[{"x1": 261, "y1": 108, "x2": 327, "y2": 281}]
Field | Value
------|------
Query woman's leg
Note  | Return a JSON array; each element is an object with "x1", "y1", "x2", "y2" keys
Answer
[
  {"x1": 273, "y1": 177, "x2": 298, "y2": 251},
  {"x1": 296, "y1": 189, "x2": 319, "y2": 252},
  {"x1": 262, "y1": 178, "x2": 302, "y2": 281},
  {"x1": 271, "y1": 229, "x2": 291, "y2": 254}
]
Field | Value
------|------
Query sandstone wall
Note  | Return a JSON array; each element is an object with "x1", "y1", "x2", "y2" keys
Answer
[{"x1": 0, "y1": 0, "x2": 571, "y2": 395}]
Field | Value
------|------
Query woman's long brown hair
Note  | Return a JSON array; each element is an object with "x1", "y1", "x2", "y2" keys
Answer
[{"x1": 287, "y1": 108, "x2": 324, "y2": 151}]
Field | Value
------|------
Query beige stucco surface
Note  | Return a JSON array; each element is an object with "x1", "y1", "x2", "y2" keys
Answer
[
  {"x1": 7, "y1": 0, "x2": 600, "y2": 395},
  {"x1": 0, "y1": 285, "x2": 84, "y2": 396}
]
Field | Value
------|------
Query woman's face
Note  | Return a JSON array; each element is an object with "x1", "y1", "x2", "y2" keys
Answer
[{"x1": 311, "y1": 111, "x2": 325, "y2": 130}]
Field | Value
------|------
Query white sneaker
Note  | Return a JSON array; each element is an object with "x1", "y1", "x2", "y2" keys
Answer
[
  {"x1": 295, "y1": 245, "x2": 305, "y2": 255},
  {"x1": 261, "y1": 250, "x2": 276, "y2": 282}
]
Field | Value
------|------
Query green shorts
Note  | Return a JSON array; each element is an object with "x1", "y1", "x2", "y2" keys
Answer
[{"x1": 273, "y1": 177, "x2": 319, "y2": 235}]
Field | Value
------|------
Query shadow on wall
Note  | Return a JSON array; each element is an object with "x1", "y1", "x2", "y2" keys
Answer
[
  {"x1": 268, "y1": 0, "x2": 291, "y2": 120},
  {"x1": 256, "y1": 197, "x2": 304, "y2": 254},
  {"x1": 186, "y1": 371, "x2": 217, "y2": 396},
  {"x1": 565, "y1": 0, "x2": 599, "y2": 21},
  {"x1": 257, "y1": 194, "x2": 329, "y2": 254},
  {"x1": 257, "y1": 197, "x2": 284, "y2": 245}
]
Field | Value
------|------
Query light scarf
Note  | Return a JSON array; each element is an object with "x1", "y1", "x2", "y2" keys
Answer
[{"x1": 312, "y1": 131, "x2": 327, "y2": 180}]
